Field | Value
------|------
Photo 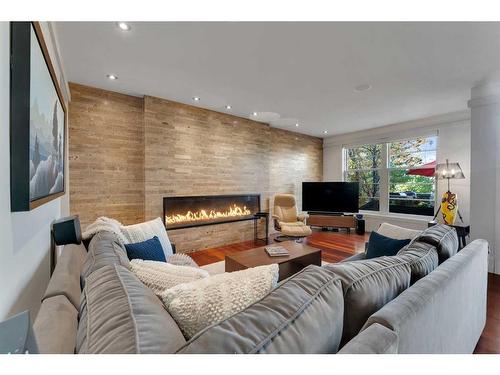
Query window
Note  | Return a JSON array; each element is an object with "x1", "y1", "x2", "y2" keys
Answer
[
  {"x1": 343, "y1": 135, "x2": 437, "y2": 216},
  {"x1": 344, "y1": 144, "x2": 382, "y2": 211}
]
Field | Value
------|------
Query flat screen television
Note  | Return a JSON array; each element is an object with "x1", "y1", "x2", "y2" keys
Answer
[{"x1": 302, "y1": 182, "x2": 359, "y2": 213}]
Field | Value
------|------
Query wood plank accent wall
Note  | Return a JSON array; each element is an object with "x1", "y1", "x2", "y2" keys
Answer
[
  {"x1": 68, "y1": 83, "x2": 145, "y2": 226},
  {"x1": 143, "y1": 96, "x2": 323, "y2": 252},
  {"x1": 69, "y1": 84, "x2": 322, "y2": 252}
]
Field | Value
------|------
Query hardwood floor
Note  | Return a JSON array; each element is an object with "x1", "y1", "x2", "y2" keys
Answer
[
  {"x1": 474, "y1": 273, "x2": 500, "y2": 354},
  {"x1": 189, "y1": 230, "x2": 500, "y2": 354},
  {"x1": 190, "y1": 230, "x2": 369, "y2": 266}
]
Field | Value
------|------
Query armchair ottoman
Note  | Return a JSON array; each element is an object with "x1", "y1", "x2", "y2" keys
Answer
[{"x1": 272, "y1": 194, "x2": 312, "y2": 242}]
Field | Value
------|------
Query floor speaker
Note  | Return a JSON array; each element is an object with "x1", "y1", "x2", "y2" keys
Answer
[{"x1": 355, "y1": 218, "x2": 365, "y2": 235}]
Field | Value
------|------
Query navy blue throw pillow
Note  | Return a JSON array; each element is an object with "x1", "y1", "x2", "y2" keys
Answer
[
  {"x1": 365, "y1": 231, "x2": 411, "y2": 259},
  {"x1": 124, "y1": 236, "x2": 166, "y2": 262}
]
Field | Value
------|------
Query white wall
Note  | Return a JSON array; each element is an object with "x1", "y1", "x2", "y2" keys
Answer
[
  {"x1": 0, "y1": 22, "x2": 69, "y2": 321},
  {"x1": 323, "y1": 111, "x2": 471, "y2": 232},
  {"x1": 469, "y1": 83, "x2": 500, "y2": 274}
]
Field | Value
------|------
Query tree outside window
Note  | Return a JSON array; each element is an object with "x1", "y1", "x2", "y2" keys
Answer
[
  {"x1": 344, "y1": 136, "x2": 437, "y2": 216},
  {"x1": 345, "y1": 144, "x2": 381, "y2": 211}
]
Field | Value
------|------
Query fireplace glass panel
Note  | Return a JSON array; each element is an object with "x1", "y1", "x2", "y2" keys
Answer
[{"x1": 164, "y1": 194, "x2": 260, "y2": 229}]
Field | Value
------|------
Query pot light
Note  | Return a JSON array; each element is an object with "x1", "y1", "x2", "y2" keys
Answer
[
  {"x1": 252, "y1": 112, "x2": 258, "y2": 116},
  {"x1": 193, "y1": 96, "x2": 201, "y2": 101},
  {"x1": 225, "y1": 105, "x2": 232, "y2": 110},
  {"x1": 354, "y1": 84, "x2": 372, "y2": 92},
  {"x1": 107, "y1": 74, "x2": 118, "y2": 80},
  {"x1": 323, "y1": 130, "x2": 328, "y2": 134},
  {"x1": 117, "y1": 22, "x2": 131, "y2": 31},
  {"x1": 295, "y1": 123, "x2": 299, "y2": 127}
]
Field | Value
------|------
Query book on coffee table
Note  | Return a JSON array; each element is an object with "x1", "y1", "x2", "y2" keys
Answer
[{"x1": 265, "y1": 246, "x2": 290, "y2": 257}]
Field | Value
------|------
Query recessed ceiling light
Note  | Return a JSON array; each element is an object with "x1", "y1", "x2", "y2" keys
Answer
[
  {"x1": 107, "y1": 74, "x2": 118, "y2": 80},
  {"x1": 252, "y1": 112, "x2": 258, "y2": 116},
  {"x1": 225, "y1": 105, "x2": 232, "y2": 110},
  {"x1": 116, "y1": 22, "x2": 131, "y2": 31},
  {"x1": 193, "y1": 96, "x2": 201, "y2": 101},
  {"x1": 323, "y1": 130, "x2": 328, "y2": 134},
  {"x1": 295, "y1": 123, "x2": 299, "y2": 127},
  {"x1": 354, "y1": 84, "x2": 372, "y2": 92}
]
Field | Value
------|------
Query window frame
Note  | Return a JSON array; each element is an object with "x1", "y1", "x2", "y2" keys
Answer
[{"x1": 342, "y1": 134, "x2": 438, "y2": 217}]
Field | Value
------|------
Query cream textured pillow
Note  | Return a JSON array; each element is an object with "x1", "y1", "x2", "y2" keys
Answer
[
  {"x1": 161, "y1": 264, "x2": 279, "y2": 339},
  {"x1": 121, "y1": 218, "x2": 173, "y2": 258},
  {"x1": 130, "y1": 259, "x2": 209, "y2": 296},
  {"x1": 166, "y1": 253, "x2": 199, "y2": 268}
]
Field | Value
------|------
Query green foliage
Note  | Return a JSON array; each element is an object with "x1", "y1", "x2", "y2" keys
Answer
[
  {"x1": 390, "y1": 170, "x2": 434, "y2": 194},
  {"x1": 389, "y1": 138, "x2": 426, "y2": 167},
  {"x1": 346, "y1": 137, "x2": 436, "y2": 209}
]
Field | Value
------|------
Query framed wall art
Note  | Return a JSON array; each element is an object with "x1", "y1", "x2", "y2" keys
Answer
[{"x1": 10, "y1": 22, "x2": 66, "y2": 211}]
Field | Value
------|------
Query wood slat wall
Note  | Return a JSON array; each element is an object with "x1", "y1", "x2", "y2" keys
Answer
[
  {"x1": 68, "y1": 83, "x2": 145, "y2": 226},
  {"x1": 69, "y1": 84, "x2": 323, "y2": 252}
]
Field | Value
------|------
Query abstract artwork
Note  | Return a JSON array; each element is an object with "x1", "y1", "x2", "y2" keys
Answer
[
  {"x1": 10, "y1": 22, "x2": 66, "y2": 211},
  {"x1": 29, "y1": 28, "x2": 65, "y2": 201}
]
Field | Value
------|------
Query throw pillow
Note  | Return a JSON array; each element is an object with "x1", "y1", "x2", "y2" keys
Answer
[
  {"x1": 365, "y1": 231, "x2": 411, "y2": 259},
  {"x1": 376, "y1": 222, "x2": 422, "y2": 240},
  {"x1": 130, "y1": 259, "x2": 209, "y2": 296},
  {"x1": 125, "y1": 236, "x2": 166, "y2": 262},
  {"x1": 161, "y1": 264, "x2": 279, "y2": 339},
  {"x1": 166, "y1": 253, "x2": 199, "y2": 268},
  {"x1": 121, "y1": 217, "x2": 173, "y2": 259}
]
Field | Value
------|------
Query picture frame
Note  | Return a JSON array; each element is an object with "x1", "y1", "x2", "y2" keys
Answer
[{"x1": 10, "y1": 21, "x2": 67, "y2": 212}]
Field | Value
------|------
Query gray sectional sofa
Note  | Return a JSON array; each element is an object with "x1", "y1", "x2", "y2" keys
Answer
[{"x1": 32, "y1": 224, "x2": 489, "y2": 354}]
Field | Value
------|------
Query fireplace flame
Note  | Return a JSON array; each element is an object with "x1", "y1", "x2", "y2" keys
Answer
[{"x1": 166, "y1": 204, "x2": 252, "y2": 225}]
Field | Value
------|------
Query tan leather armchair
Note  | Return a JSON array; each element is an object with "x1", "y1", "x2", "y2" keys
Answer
[{"x1": 273, "y1": 194, "x2": 312, "y2": 241}]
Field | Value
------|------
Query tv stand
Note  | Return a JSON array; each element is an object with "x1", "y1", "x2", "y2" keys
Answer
[{"x1": 307, "y1": 212, "x2": 358, "y2": 233}]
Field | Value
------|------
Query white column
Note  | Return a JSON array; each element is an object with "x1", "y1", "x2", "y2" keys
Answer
[{"x1": 468, "y1": 83, "x2": 500, "y2": 274}]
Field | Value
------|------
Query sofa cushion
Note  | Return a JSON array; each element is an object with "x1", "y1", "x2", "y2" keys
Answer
[
  {"x1": 81, "y1": 231, "x2": 129, "y2": 287},
  {"x1": 376, "y1": 223, "x2": 422, "y2": 240},
  {"x1": 77, "y1": 264, "x2": 186, "y2": 354},
  {"x1": 42, "y1": 243, "x2": 87, "y2": 309},
  {"x1": 324, "y1": 256, "x2": 411, "y2": 346},
  {"x1": 129, "y1": 259, "x2": 209, "y2": 296},
  {"x1": 365, "y1": 231, "x2": 411, "y2": 259},
  {"x1": 363, "y1": 240, "x2": 488, "y2": 354},
  {"x1": 33, "y1": 295, "x2": 78, "y2": 354},
  {"x1": 337, "y1": 323, "x2": 398, "y2": 354},
  {"x1": 417, "y1": 224, "x2": 459, "y2": 263},
  {"x1": 162, "y1": 264, "x2": 279, "y2": 339},
  {"x1": 125, "y1": 236, "x2": 166, "y2": 262},
  {"x1": 397, "y1": 241, "x2": 439, "y2": 284},
  {"x1": 121, "y1": 217, "x2": 173, "y2": 258},
  {"x1": 176, "y1": 265, "x2": 344, "y2": 354}
]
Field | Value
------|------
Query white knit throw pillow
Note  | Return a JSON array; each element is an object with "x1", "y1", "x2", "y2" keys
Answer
[
  {"x1": 130, "y1": 259, "x2": 209, "y2": 296},
  {"x1": 161, "y1": 264, "x2": 279, "y2": 339},
  {"x1": 121, "y1": 217, "x2": 173, "y2": 258}
]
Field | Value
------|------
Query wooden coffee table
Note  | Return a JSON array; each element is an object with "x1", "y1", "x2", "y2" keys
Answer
[{"x1": 225, "y1": 240, "x2": 322, "y2": 281}]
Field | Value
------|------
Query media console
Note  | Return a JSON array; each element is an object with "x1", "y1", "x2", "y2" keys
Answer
[{"x1": 307, "y1": 213, "x2": 365, "y2": 234}]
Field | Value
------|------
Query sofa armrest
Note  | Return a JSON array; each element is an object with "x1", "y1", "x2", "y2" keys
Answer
[
  {"x1": 341, "y1": 252, "x2": 366, "y2": 262},
  {"x1": 338, "y1": 323, "x2": 398, "y2": 354}
]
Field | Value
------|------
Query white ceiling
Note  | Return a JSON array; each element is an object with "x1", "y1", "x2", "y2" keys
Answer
[{"x1": 54, "y1": 22, "x2": 500, "y2": 137}]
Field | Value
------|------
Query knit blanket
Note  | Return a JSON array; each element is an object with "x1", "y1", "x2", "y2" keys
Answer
[{"x1": 82, "y1": 216, "x2": 127, "y2": 244}]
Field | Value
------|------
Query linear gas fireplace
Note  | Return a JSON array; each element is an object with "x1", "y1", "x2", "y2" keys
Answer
[{"x1": 164, "y1": 194, "x2": 261, "y2": 230}]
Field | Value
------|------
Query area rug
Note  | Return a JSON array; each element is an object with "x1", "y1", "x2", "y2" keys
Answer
[{"x1": 201, "y1": 260, "x2": 331, "y2": 276}]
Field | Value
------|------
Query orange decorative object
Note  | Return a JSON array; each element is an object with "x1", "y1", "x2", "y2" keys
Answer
[{"x1": 441, "y1": 191, "x2": 458, "y2": 225}]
